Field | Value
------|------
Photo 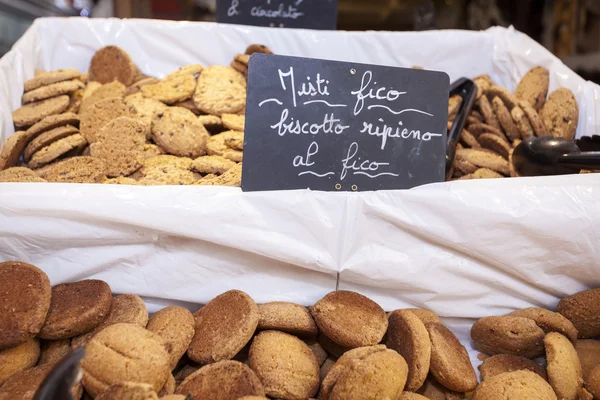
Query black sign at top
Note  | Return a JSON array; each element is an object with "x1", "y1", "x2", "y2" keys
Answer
[
  {"x1": 216, "y1": 0, "x2": 338, "y2": 30},
  {"x1": 242, "y1": 54, "x2": 450, "y2": 192}
]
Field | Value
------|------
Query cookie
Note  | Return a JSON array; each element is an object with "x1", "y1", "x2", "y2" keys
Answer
[
  {"x1": 125, "y1": 93, "x2": 168, "y2": 139},
  {"x1": 193, "y1": 66, "x2": 247, "y2": 116},
  {"x1": 152, "y1": 107, "x2": 209, "y2": 158},
  {"x1": 141, "y1": 74, "x2": 196, "y2": 105},
  {"x1": 126, "y1": 77, "x2": 160, "y2": 96},
  {"x1": 311, "y1": 291, "x2": 388, "y2": 349},
  {"x1": 473, "y1": 75, "x2": 492, "y2": 100},
  {"x1": 191, "y1": 155, "x2": 236, "y2": 175},
  {"x1": 458, "y1": 128, "x2": 480, "y2": 149},
  {"x1": 138, "y1": 164, "x2": 199, "y2": 186},
  {"x1": 187, "y1": 290, "x2": 258, "y2": 364},
  {"x1": 317, "y1": 333, "x2": 351, "y2": 359},
  {"x1": 72, "y1": 294, "x2": 148, "y2": 348},
  {"x1": 223, "y1": 149, "x2": 243, "y2": 163},
  {"x1": 0, "y1": 339, "x2": 40, "y2": 385},
  {"x1": 471, "y1": 370, "x2": 557, "y2": 400},
  {"x1": 221, "y1": 113, "x2": 245, "y2": 131},
  {"x1": 416, "y1": 375, "x2": 466, "y2": 400},
  {"x1": 404, "y1": 308, "x2": 442, "y2": 325},
  {"x1": 471, "y1": 316, "x2": 545, "y2": 358},
  {"x1": 0, "y1": 131, "x2": 28, "y2": 170},
  {"x1": 0, "y1": 167, "x2": 46, "y2": 182},
  {"x1": 24, "y1": 112, "x2": 79, "y2": 143},
  {"x1": 477, "y1": 95, "x2": 501, "y2": 131},
  {"x1": 12, "y1": 95, "x2": 70, "y2": 128},
  {"x1": 231, "y1": 60, "x2": 249, "y2": 77},
  {"x1": 386, "y1": 310, "x2": 431, "y2": 391},
  {"x1": 174, "y1": 364, "x2": 199, "y2": 387},
  {"x1": 88, "y1": 45, "x2": 138, "y2": 86},
  {"x1": 479, "y1": 354, "x2": 547, "y2": 381},
  {"x1": 257, "y1": 302, "x2": 318, "y2": 339},
  {"x1": 466, "y1": 168, "x2": 504, "y2": 180},
  {"x1": 245, "y1": 44, "x2": 273, "y2": 55},
  {"x1": 426, "y1": 322, "x2": 477, "y2": 392},
  {"x1": 486, "y1": 85, "x2": 519, "y2": 110},
  {"x1": 195, "y1": 163, "x2": 242, "y2": 187},
  {"x1": 142, "y1": 143, "x2": 166, "y2": 159},
  {"x1": 515, "y1": 66, "x2": 550, "y2": 112},
  {"x1": 38, "y1": 280, "x2": 112, "y2": 340},
  {"x1": 249, "y1": 330, "x2": 319, "y2": 399},
  {"x1": 541, "y1": 88, "x2": 579, "y2": 140},
  {"x1": 0, "y1": 261, "x2": 51, "y2": 350},
  {"x1": 158, "y1": 373, "x2": 175, "y2": 396},
  {"x1": 545, "y1": 332, "x2": 583, "y2": 400},
  {"x1": 96, "y1": 382, "x2": 159, "y2": 400},
  {"x1": 466, "y1": 123, "x2": 507, "y2": 141},
  {"x1": 24, "y1": 69, "x2": 81, "y2": 92},
  {"x1": 452, "y1": 158, "x2": 478, "y2": 176},
  {"x1": 140, "y1": 154, "x2": 193, "y2": 172},
  {"x1": 586, "y1": 365, "x2": 600, "y2": 399},
  {"x1": 23, "y1": 125, "x2": 79, "y2": 162},
  {"x1": 146, "y1": 306, "x2": 195, "y2": 369},
  {"x1": 305, "y1": 340, "x2": 328, "y2": 366},
  {"x1": 83, "y1": 81, "x2": 102, "y2": 99},
  {"x1": 198, "y1": 115, "x2": 223, "y2": 132},
  {"x1": 22, "y1": 79, "x2": 83, "y2": 104},
  {"x1": 491, "y1": 96, "x2": 519, "y2": 141},
  {"x1": 519, "y1": 100, "x2": 548, "y2": 137},
  {"x1": 401, "y1": 393, "x2": 430, "y2": 400},
  {"x1": 28, "y1": 133, "x2": 86, "y2": 169},
  {"x1": 0, "y1": 364, "x2": 53, "y2": 400},
  {"x1": 558, "y1": 289, "x2": 600, "y2": 339},
  {"x1": 81, "y1": 323, "x2": 171, "y2": 397},
  {"x1": 575, "y1": 340, "x2": 600, "y2": 380},
  {"x1": 509, "y1": 307, "x2": 578, "y2": 342},
  {"x1": 80, "y1": 81, "x2": 127, "y2": 113},
  {"x1": 511, "y1": 106, "x2": 535, "y2": 139},
  {"x1": 161, "y1": 396, "x2": 188, "y2": 400},
  {"x1": 164, "y1": 64, "x2": 204, "y2": 80},
  {"x1": 455, "y1": 149, "x2": 510, "y2": 176},
  {"x1": 80, "y1": 97, "x2": 137, "y2": 143},
  {"x1": 35, "y1": 156, "x2": 106, "y2": 183},
  {"x1": 38, "y1": 339, "x2": 71, "y2": 366},
  {"x1": 90, "y1": 116, "x2": 146, "y2": 177},
  {"x1": 321, "y1": 357, "x2": 336, "y2": 382},
  {"x1": 477, "y1": 133, "x2": 510, "y2": 159},
  {"x1": 207, "y1": 130, "x2": 244, "y2": 156},
  {"x1": 103, "y1": 176, "x2": 138, "y2": 185},
  {"x1": 172, "y1": 98, "x2": 202, "y2": 115}
]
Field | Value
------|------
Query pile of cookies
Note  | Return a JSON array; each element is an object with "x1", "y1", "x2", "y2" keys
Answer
[
  {"x1": 448, "y1": 66, "x2": 582, "y2": 180},
  {"x1": 0, "y1": 44, "x2": 270, "y2": 186},
  {"x1": 2, "y1": 260, "x2": 600, "y2": 400}
]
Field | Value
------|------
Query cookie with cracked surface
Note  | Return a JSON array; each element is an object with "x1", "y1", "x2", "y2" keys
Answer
[
  {"x1": 515, "y1": 66, "x2": 550, "y2": 112},
  {"x1": 558, "y1": 289, "x2": 600, "y2": 339},
  {"x1": 28, "y1": 133, "x2": 87, "y2": 169},
  {"x1": 88, "y1": 45, "x2": 138, "y2": 86},
  {"x1": 509, "y1": 307, "x2": 578, "y2": 342},
  {"x1": 22, "y1": 79, "x2": 83, "y2": 104},
  {"x1": 471, "y1": 316, "x2": 545, "y2": 358},
  {"x1": 193, "y1": 66, "x2": 246, "y2": 116},
  {"x1": 24, "y1": 69, "x2": 81, "y2": 92},
  {"x1": 479, "y1": 354, "x2": 547, "y2": 381},
  {"x1": 141, "y1": 74, "x2": 196, "y2": 105},
  {"x1": 152, "y1": 107, "x2": 209, "y2": 158},
  {"x1": 541, "y1": 88, "x2": 579, "y2": 141},
  {"x1": 12, "y1": 95, "x2": 70, "y2": 128},
  {"x1": 80, "y1": 97, "x2": 137, "y2": 143}
]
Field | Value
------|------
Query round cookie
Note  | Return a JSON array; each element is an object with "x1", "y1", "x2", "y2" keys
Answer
[
  {"x1": 401, "y1": 393, "x2": 429, "y2": 400},
  {"x1": 386, "y1": 310, "x2": 431, "y2": 391},
  {"x1": 0, "y1": 131, "x2": 29, "y2": 170},
  {"x1": 466, "y1": 122, "x2": 508, "y2": 141},
  {"x1": 96, "y1": 382, "x2": 158, "y2": 400},
  {"x1": 0, "y1": 339, "x2": 40, "y2": 385},
  {"x1": 511, "y1": 106, "x2": 535, "y2": 139},
  {"x1": 80, "y1": 323, "x2": 170, "y2": 397},
  {"x1": 141, "y1": 74, "x2": 196, "y2": 105},
  {"x1": 305, "y1": 340, "x2": 328, "y2": 366},
  {"x1": 519, "y1": 100, "x2": 548, "y2": 137},
  {"x1": 38, "y1": 339, "x2": 71, "y2": 366},
  {"x1": 206, "y1": 130, "x2": 244, "y2": 156},
  {"x1": 80, "y1": 81, "x2": 127, "y2": 113},
  {"x1": 417, "y1": 375, "x2": 466, "y2": 400},
  {"x1": 317, "y1": 333, "x2": 351, "y2": 358},
  {"x1": 0, "y1": 364, "x2": 53, "y2": 400},
  {"x1": 24, "y1": 112, "x2": 79, "y2": 142},
  {"x1": 245, "y1": 44, "x2": 273, "y2": 55},
  {"x1": 587, "y1": 365, "x2": 600, "y2": 399},
  {"x1": 455, "y1": 148, "x2": 510, "y2": 176},
  {"x1": 221, "y1": 113, "x2": 245, "y2": 131},
  {"x1": 509, "y1": 307, "x2": 578, "y2": 342},
  {"x1": 22, "y1": 79, "x2": 83, "y2": 104},
  {"x1": 34, "y1": 156, "x2": 107, "y2": 183},
  {"x1": 0, "y1": 167, "x2": 46, "y2": 183},
  {"x1": 191, "y1": 155, "x2": 236, "y2": 175},
  {"x1": 426, "y1": 322, "x2": 477, "y2": 393},
  {"x1": 257, "y1": 302, "x2": 318, "y2": 339},
  {"x1": 226, "y1": 135, "x2": 244, "y2": 151},
  {"x1": 541, "y1": 88, "x2": 579, "y2": 140},
  {"x1": 558, "y1": 289, "x2": 600, "y2": 339},
  {"x1": 125, "y1": 93, "x2": 167, "y2": 139},
  {"x1": 187, "y1": 290, "x2": 258, "y2": 364},
  {"x1": 477, "y1": 95, "x2": 501, "y2": 131},
  {"x1": 0, "y1": 261, "x2": 51, "y2": 350},
  {"x1": 249, "y1": 330, "x2": 319, "y2": 399},
  {"x1": 471, "y1": 370, "x2": 557, "y2": 400},
  {"x1": 80, "y1": 97, "x2": 137, "y2": 143},
  {"x1": 479, "y1": 354, "x2": 547, "y2": 381},
  {"x1": 151, "y1": 107, "x2": 209, "y2": 158},
  {"x1": 177, "y1": 360, "x2": 264, "y2": 399},
  {"x1": 477, "y1": 133, "x2": 510, "y2": 159},
  {"x1": 23, "y1": 125, "x2": 79, "y2": 162},
  {"x1": 486, "y1": 85, "x2": 519, "y2": 111},
  {"x1": 515, "y1": 66, "x2": 550, "y2": 112},
  {"x1": 545, "y1": 332, "x2": 583, "y2": 400},
  {"x1": 195, "y1": 163, "x2": 242, "y2": 187},
  {"x1": 28, "y1": 133, "x2": 87, "y2": 169},
  {"x1": 90, "y1": 116, "x2": 146, "y2": 177},
  {"x1": 161, "y1": 396, "x2": 188, "y2": 400},
  {"x1": 38, "y1": 280, "x2": 112, "y2": 340},
  {"x1": 137, "y1": 163, "x2": 200, "y2": 186},
  {"x1": 311, "y1": 290, "x2": 388, "y2": 349},
  {"x1": 403, "y1": 308, "x2": 442, "y2": 325},
  {"x1": 146, "y1": 306, "x2": 195, "y2": 369},
  {"x1": 193, "y1": 66, "x2": 247, "y2": 116},
  {"x1": 471, "y1": 316, "x2": 545, "y2": 358},
  {"x1": 12, "y1": 95, "x2": 70, "y2": 128},
  {"x1": 88, "y1": 46, "x2": 138, "y2": 86},
  {"x1": 127, "y1": 77, "x2": 160, "y2": 96},
  {"x1": 24, "y1": 69, "x2": 81, "y2": 92},
  {"x1": 491, "y1": 96, "x2": 519, "y2": 141},
  {"x1": 575, "y1": 340, "x2": 600, "y2": 380},
  {"x1": 223, "y1": 149, "x2": 243, "y2": 163},
  {"x1": 164, "y1": 64, "x2": 204, "y2": 80}
]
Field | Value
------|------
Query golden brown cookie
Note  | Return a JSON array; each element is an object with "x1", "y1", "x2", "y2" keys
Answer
[
  {"x1": 90, "y1": 116, "x2": 146, "y2": 177},
  {"x1": 487, "y1": 85, "x2": 519, "y2": 111},
  {"x1": 515, "y1": 66, "x2": 550, "y2": 112},
  {"x1": 222, "y1": 113, "x2": 245, "y2": 131},
  {"x1": 491, "y1": 96, "x2": 519, "y2": 141},
  {"x1": 206, "y1": 130, "x2": 243, "y2": 156},
  {"x1": 257, "y1": 302, "x2": 318, "y2": 339},
  {"x1": 226, "y1": 135, "x2": 244, "y2": 152},
  {"x1": 509, "y1": 307, "x2": 578, "y2": 342},
  {"x1": 403, "y1": 308, "x2": 442, "y2": 325},
  {"x1": 28, "y1": 133, "x2": 86, "y2": 169},
  {"x1": 22, "y1": 79, "x2": 83, "y2": 104},
  {"x1": 245, "y1": 44, "x2": 273, "y2": 55},
  {"x1": 586, "y1": 365, "x2": 600, "y2": 399},
  {"x1": 158, "y1": 373, "x2": 175, "y2": 396},
  {"x1": 472, "y1": 370, "x2": 557, "y2": 400},
  {"x1": 161, "y1": 396, "x2": 188, "y2": 400},
  {"x1": 448, "y1": 95, "x2": 462, "y2": 118},
  {"x1": 141, "y1": 74, "x2": 196, "y2": 105},
  {"x1": 466, "y1": 122, "x2": 507, "y2": 141},
  {"x1": 401, "y1": 393, "x2": 430, "y2": 400},
  {"x1": 38, "y1": 280, "x2": 112, "y2": 340},
  {"x1": 458, "y1": 129, "x2": 480, "y2": 149},
  {"x1": 0, "y1": 261, "x2": 51, "y2": 350},
  {"x1": 81, "y1": 323, "x2": 170, "y2": 397},
  {"x1": 164, "y1": 64, "x2": 204, "y2": 80},
  {"x1": 0, "y1": 364, "x2": 54, "y2": 400},
  {"x1": 137, "y1": 164, "x2": 200, "y2": 186},
  {"x1": 194, "y1": 163, "x2": 242, "y2": 187},
  {"x1": 305, "y1": 340, "x2": 328, "y2": 366},
  {"x1": 558, "y1": 289, "x2": 600, "y2": 339},
  {"x1": 455, "y1": 149, "x2": 510, "y2": 176},
  {"x1": 34, "y1": 156, "x2": 106, "y2": 183},
  {"x1": 0, "y1": 167, "x2": 46, "y2": 182},
  {"x1": 187, "y1": 290, "x2": 258, "y2": 364},
  {"x1": 125, "y1": 93, "x2": 168, "y2": 139},
  {"x1": 80, "y1": 80, "x2": 127, "y2": 113},
  {"x1": 519, "y1": 100, "x2": 548, "y2": 137},
  {"x1": 458, "y1": 168, "x2": 504, "y2": 180},
  {"x1": 0, "y1": 339, "x2": 40, "y2": 385},
  {"x1": 473, "y1": 75, "x2": 492, "y2": 100},
  {"x1": 416, "y1": 375, "x2": 466, "y2": 399},
  {"x1": 147, "y1": 306, "x2": 195, "y2": 370},
  {"x1": 479, "y1": 354, "x2": 547, "y2": 381},
  {"x1": 231, "y1": 60, "x2": 249, "y2": 77},
  {"x1": 471, "y1": 316, "x2": 545, "y2": 358},
  {"x1": 426, "y1": 322, "x2": 477, "y2": 393},
  {"x1": 83, "y1": 81, "x2": 102, "y2": 98},
  {"x1": 127, "y1": 77, "x2": 160, "y2": 96},
  {"x1": 103, "y1": 176, "x2": 138, "y2": 185},
  {"x1": 152, "y1": 107, "x2": 209, "y2": 158},
  {"x1": 12, "y1": 95, "x2": 70, "y2": 128},
  {"x1": 477, "y1": 95, "x2": 501, "y2": 131},
  {"x1": 545, "y1": 332, "x2": 583, "y2": 400},
  {"x1": 38, "y1": 339, "x2": 71, "y2": 366},
  {"x1": 24, "y1": 69, "x2": 81, "y2": 92},
  {"x1": 191, "y1": 155, "x2": 236, "y2": 175},
  {"x1": 0, "y1": 131, "x2": 28, "y2": 170},
  {"x1": 193, "y1": 66, "x2": 246, "y2": 116},
  {"x1": 386, "y1": 310, "x2": 431, "y2": 391},
  {"x1": 96, "y1": 382, "x2": 159, "y2": 400},
  {"x1": 578, "y1": 387, "x2": 594, "y2": 400},
  {"x1": 172, "y1": 98, "x2": 201, "y2": 115},
  {"x1": 477, "y1": 133, "x2": 510, "y2": 159},
  {"x1": 541, "y1": 88, "x2": 579, "y2": 141},
  {"x1": 88, "y1": 46, "x2": 138, "y2": 86},
  {"x1": 24, "y1": 112, "x2": 79, "y2": 142},
  {"x1": 317, "y1": 333, "x2": 350, "y2": 359},
  {"x1": 452, "y1": 158, "x2": 478, "y2": 176},
  {"x1": 511, "y1": 106, "x2": 534, "y2": 139},
  {"x1": 23, "y1": 125, "x2": 79, "y2": 162},
  {"x1": 575, "y1": 340, "x2": 600, "y2": 380},
  {"x1": 249, "y1": 330, "x2": 319, "y2": 399},
  {"x1": 311, "y1": 291, "x2": 388, "y2": 349},
  {"x1": 80, "y1": 97, "x2": 137, "y2": 143}
]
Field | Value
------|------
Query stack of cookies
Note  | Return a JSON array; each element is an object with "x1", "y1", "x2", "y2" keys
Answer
[
  {"x1": 449, "y1": 66, "x2": 582, "y2": 180},
  {"x1": 2, "y1": 259, "x2": 599, "y2": 400},
  {"x1": 1, "y1": 44, "x2": 274, "y2": 186}
]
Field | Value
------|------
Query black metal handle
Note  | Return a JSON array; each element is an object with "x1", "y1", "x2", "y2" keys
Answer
[
  {"x1": 33, "y1": 346, "x2": 85, "y2": 400},
  {"x1": 557, "y1": 151, "x2": 600, "y2": 170},
  {"x1": 446, "y1": 77, "x2": 478, "y2": 179}
]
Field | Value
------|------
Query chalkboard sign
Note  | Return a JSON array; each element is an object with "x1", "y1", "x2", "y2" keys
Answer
[
  {"x1": 216, "y1": 0, "x2": 338, "y2": 30},
  {"x1": 242, "y1": 55, "x2": 450, "y2": 192}
]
